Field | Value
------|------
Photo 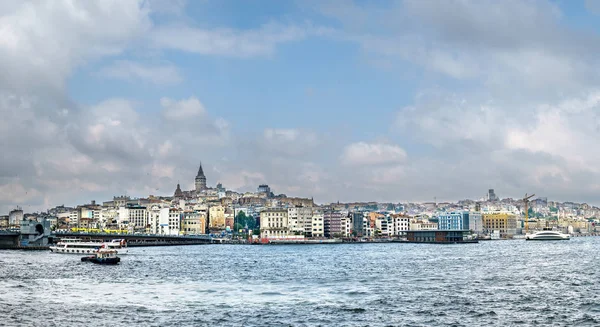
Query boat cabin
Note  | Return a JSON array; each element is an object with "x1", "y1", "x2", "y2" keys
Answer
[{"x1": 96, "y1": 249, "x2": 118, "y2": 258}]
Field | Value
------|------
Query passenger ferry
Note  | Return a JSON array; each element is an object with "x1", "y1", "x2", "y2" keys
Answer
[
  {"x1": 525, "y1": 230, "x2": 570, "y2": 241},
  {"x1": 49, "y1": 238, "x2": 128, "y2": 254}
]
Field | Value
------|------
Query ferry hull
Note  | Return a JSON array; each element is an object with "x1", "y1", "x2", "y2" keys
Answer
[
  {"x1": 525, "y1": 237, "x2": 569, "y2": 241},
  {"x1": 49, "y1": 246, "x2": 128, "y2": 254}
]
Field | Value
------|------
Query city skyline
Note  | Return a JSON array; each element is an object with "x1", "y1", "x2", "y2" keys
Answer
[{"x1": 4, "y1": 1, "x2": 600, "y2": 213}]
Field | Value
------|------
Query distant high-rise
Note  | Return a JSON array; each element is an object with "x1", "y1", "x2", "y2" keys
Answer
[
  {"x1": 487, "y1": 189, "x2": 498, "y2": 202},
  {"x1": 257, "y1": 184, "x2": 271, "y2": 197},
  {"x1": 195, "y1": 162, "x2": 207, "y2": 192}
]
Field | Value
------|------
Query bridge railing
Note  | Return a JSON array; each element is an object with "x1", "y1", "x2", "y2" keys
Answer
[{"x1": 51, "y1": 231, "x2": 211, "y2": 239}]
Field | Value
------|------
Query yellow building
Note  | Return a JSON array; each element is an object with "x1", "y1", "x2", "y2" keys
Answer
[
  {"x1": 482, "y1": 213, "x2": 517, "y2": 239},
  {"x1": 181, "y1": 211, "x2": 207, "y2": 235},
  {"x1": 208, "y1": 205, "x2": 225, "y2": 230}
]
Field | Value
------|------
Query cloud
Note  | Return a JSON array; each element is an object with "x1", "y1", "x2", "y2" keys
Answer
[
  {"x1": 161, "y1": 97, "x2": 206, "y2": 120},
  {"x1": 341, "y1": 142, "x2": 407, "y2": 166},
  {"x1": 151, "y1": 22, "x2": 330, "y2": 57},
  {"x1": 97, "y1": 60, "x2": 182, "y2": 85},
  {"x1": 313, "y1": 0, "x2": 600, "y2": 101},
  {"x1": 6, "y1": 0, "x2": 600, "y2": 212},
  {"x1": 0, "y1": 0, "x2": 151, "y2": 93},
  {"x1": 264, "y1": 128, "x2": 300, "y2": 142}
]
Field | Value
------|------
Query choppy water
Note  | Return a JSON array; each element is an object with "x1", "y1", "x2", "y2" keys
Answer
[{"x1": 2, "y1": 238, "x2": 600, "y2": 326}]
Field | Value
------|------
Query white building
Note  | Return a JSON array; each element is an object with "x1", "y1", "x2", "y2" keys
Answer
[
  {"x1": 168, "y1": 208, "x2": 182, "y2": 235},
  {"x1": 391, "y1": 214, "x2": 410, "y2": 236},
  {"x1": 288, "y1": 206, "x2": 313, "y2": 235},
  {"x1": 148, "y1": 206, "x2": 170, "y2": 235},
  {"x1": 469, "y1": 212, "x2": 483, "y2": 234},
  {"x1": 410, "y1": 219, "x2": 438, "y2": 231},
  {"x1": 128, "y1": 206, "x2": 148, "y2": 232},
  {"x1": 8, "y1": 208, "x2": 24, "y2": 227},
  {"x1": 340, "y1": 215, "x2": 352, "y2": 237},
  {"x1": 100, "y1": 207, "x2": 119, "y2": 229},
  {"x1": 311, "y1": 212, "x2": 324, "y2": 238},
  {"x1": 260, "y1": 208, "x2": 289, "y2": 239}
]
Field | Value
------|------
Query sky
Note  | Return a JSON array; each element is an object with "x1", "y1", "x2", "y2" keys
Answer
[{"x1": 3, "y1": 0, "x2": 600, "y2": 213}]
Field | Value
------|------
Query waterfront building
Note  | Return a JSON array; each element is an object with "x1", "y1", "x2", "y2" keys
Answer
[
  {"x1": 390, "y1": 214, "x2": 410, "y2": 236},
  {"x1": 406, "y1": 230, "x2": 474, "y2": 243},
  {"x1": 340, "y1": 215, "x2": 351, "y2": 237},
  {"x1": 148, "y1": 206, "x2": 170, "y2": 235},
  {"x1": 0, "y1": 215, "x2": 8, "y2": 228},
  {"x1": 351, "y1": 212, "x2": 364, "y2": 237},
  {"x1": 208, "y1": 205, "x2": 226, "y2": 231},
  {"x1": 324, "y1": 210, "x2": 342, "y2": 237},
  {"x1": 469, "y1": 212, "x2": 483, "y2": 234},
  {"x1": 127, "y1": 205, "x2": 148, "y2": 232},
  {"x1": 288, "y1": 206, "x2": 313, "y2": 235},
  {"x1": 77, "y1": 203, "x2": 101, "y2": 229},
  {"x1": 181, "y1": 211, "x2": 207, "y2": 235},
  {"x1": 8, "y1": 208, "x2": 24, "y2": 227},
  {"x1": 100, "y1": 207, "x2": 119, "y2": 229},
  {"x1": 363, "y1": 218, "x2": 374, "y2": 237},
  {"x1": 311, "y1": 212, "x2": 324, "y2": 238},
  {"x1": 482, "y1": 212, "x2": 517, "y2": 239},
  {"x1": 260, "y1": 208, "x2": 289, "y2": 239},
  {"x1": 68, "y1": 210, "x2": 78, "y2": 228},
  {"x1": 375, "y1": 216, "x2": 390, "y2": 236},
  {"x1": 168, "y1": 208, "x2": 182, "y2": 235},
  {"x1": 410, "y1": 218, "x2": 438, "y2": 231},
  {"x1": 224, "y1": 208, "x2": 234, "y2": 229},
  {"x1": 437, "y1": 211, "x2": 469, "y2": 230}
]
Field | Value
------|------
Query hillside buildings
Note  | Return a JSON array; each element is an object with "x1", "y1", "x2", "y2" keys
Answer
[{"x1": 5, "y1": 172, "x2": 600, "y2": 242}]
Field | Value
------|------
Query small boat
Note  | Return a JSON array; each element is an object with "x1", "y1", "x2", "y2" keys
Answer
[
  {"x1": 525, "y1": 229, "x2": 570, "y2": 241},
  {"x1": 81, "y1": 249, "x2": 121, "y2": 265}
]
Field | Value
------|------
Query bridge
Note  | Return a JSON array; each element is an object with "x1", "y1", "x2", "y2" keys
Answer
[
  {"x1": 51, "y1": 232, "x2": 213, "y2": 246},
  {"x1": 0, "y1": 230, "x2": 215, "y2": 249}
]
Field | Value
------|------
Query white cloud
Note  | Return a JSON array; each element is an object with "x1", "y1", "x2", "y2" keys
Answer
[
  {"x1": 97, "y1": 60, "x2": 182, "y2": 85},
  {"x1": 0, "y1": 0, "x2": 151, "y2": 93},
  {"x1": 264, "y1": 128, "x2": 300, "y2": 142},
  {"x1": 151, "y1": 22, "x2": 330, "y2": 57},
  {"x1": 341, "y1": 142, "x2": 407, "y2": 166},
  {"x1": 314, "y1": 0, "x2": 600, "y2": 101},
  {"x1": 161, "y1": 97, "x2": 206, "y2": 120}
]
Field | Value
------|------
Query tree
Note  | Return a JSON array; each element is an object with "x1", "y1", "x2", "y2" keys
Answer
[{"x1": 235, "y1": 211, "x2": 257, "y2": 230}]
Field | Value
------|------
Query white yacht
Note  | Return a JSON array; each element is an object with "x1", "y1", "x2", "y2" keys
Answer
[
  {"x1": 49, "y1": 238, "x2": 128, "y2": 254},
  {"x1": 525, "y1": 230, "x2": 570, "y2": 241}
]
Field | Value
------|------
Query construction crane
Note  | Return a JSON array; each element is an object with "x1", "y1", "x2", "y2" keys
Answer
[{"x1": 523, "y1": 193, "x2": 535, "y2": 234}]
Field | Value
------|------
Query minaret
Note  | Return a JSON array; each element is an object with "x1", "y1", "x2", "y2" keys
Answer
[{"x1": 195, "y1": 162, "x2": 207, "y2": 192}]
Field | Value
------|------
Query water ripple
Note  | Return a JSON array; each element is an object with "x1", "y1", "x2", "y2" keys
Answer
[{"x1": 2, "y1": 238, "x2": 599, "y2": 326}]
